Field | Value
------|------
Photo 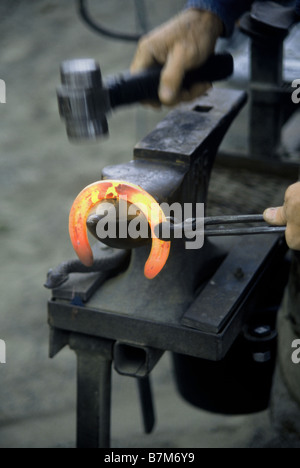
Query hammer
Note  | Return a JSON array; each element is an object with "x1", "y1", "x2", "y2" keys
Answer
[{"x1": 57, "y1": 53, "x2": 234, "y2": 141}]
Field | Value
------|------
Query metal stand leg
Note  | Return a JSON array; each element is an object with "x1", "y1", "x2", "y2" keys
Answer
[
  {"x1": 69, "y1": 334, "x2": 114, "y2": 449},
  {"x1": 138, "y1": 377, "x2": 155, "y2": 434}
]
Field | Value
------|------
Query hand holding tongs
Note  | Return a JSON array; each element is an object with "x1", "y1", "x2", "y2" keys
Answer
[{"x1": 155, "y1": 214, "x2": 286, "y2": 240}]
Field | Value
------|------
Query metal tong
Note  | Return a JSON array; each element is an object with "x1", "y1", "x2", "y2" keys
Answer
[{"x1": 156, "y1": 214, "x2": 286, "y2": 240}]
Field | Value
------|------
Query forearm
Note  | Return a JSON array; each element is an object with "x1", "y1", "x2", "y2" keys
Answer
[{"x1": 186, "y1": 0, "x2": 255, "y2": 36}]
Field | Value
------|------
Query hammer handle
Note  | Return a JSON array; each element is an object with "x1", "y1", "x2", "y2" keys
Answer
[{"x1": 107, "y1": 53, "x2": 234, "y2": 108}]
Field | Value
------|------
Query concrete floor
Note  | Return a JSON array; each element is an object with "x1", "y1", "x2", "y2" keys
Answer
[{"x1": 0, "y1": 0, "x2": 299, "y2": 448}]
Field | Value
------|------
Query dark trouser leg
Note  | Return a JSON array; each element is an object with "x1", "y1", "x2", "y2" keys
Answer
[{"x1": 271, "y1": 252, "x2": 300, "y2": 446}]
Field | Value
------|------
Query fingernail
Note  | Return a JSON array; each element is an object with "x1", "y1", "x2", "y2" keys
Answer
[
  {"x1": 159, "y1": 85, "x2": 175, "y2": 103},
  {"x1": 265, "y1": 208, "x2": 277, "y2": 221}
]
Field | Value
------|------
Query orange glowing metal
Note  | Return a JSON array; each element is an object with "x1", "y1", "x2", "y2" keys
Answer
[{"x1": 69, "y1": 180, "x2": 171, "y2": 279}]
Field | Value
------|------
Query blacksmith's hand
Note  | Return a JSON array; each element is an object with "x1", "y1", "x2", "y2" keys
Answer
[
  {"x1": 264, "y1": 182, "x2": 300, "y2": 251},
  {"x1": 130, "y1": 9, "x2": 223, "y2": 106}
]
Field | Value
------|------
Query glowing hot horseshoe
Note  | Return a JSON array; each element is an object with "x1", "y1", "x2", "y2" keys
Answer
[{"x1": 69, "y1": 180, "x2": 171, "y2": 280}]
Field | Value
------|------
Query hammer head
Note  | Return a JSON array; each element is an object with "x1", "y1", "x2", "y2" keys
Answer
[{"x1": 57, "y1": 58, "x2": 110, "y2": 142}]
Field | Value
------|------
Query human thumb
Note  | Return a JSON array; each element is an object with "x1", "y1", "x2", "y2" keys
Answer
[{"x1": 263, "y1": 206, "x2": 287, "y2": 226}]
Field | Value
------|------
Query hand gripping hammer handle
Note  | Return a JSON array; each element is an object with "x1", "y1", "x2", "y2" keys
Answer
[{"x1": 107, "y1": 53, "x2": 234, "y2": 108}]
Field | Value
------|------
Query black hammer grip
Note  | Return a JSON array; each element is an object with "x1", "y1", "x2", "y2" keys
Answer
[{"x1": 107, "y1": 53, "x2": 234, "y2": 109}]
